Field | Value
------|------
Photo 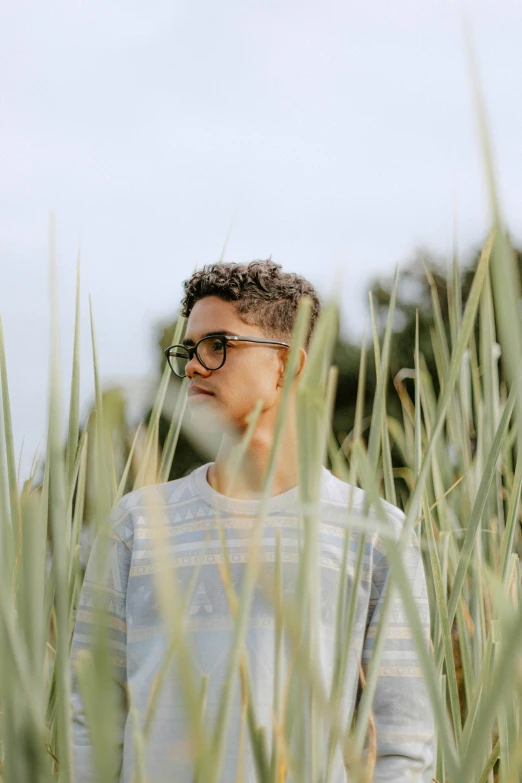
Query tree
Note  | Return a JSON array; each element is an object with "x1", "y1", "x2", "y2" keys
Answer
[{"x1": 153, "y1": 244, "x2": 522, "y2": 483}]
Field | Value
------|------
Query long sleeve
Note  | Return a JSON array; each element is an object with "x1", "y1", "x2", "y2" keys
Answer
[
  {"x1": 70, "y1": 508, "x2": 133, "y2": 783},
  {"x1": 362, "y1": 523, "x2": 435, "y2": 782}
]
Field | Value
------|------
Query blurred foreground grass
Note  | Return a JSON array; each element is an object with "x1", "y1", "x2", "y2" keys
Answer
[
  {"x1": 2, "y1": 66, "x2": 522, "y2": 777},
  {"x1": 0, "y1": 219, "x2": 521, "y2": 783}
]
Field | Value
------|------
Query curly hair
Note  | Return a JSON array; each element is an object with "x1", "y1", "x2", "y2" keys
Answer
[{"x1": 181, "y1": 260, "x2": 320, "y2": 348}]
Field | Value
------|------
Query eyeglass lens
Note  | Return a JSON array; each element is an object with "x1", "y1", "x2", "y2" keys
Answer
[{"x1": 170, "y1": 336, "x2": 226, "y2": 377}]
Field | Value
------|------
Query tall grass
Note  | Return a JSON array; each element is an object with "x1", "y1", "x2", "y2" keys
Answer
[
  {"x1": 0, "y1": 222, "x2": 520, "y2": 781},
  {"x1": 1, "y1": 86, "x2": 522, "y2": 778}
]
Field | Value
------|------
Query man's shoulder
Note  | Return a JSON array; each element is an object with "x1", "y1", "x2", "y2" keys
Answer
[
  {"x1": 109, "y1": 469, "x2": 202, "y2": 531},
  {"x1": 322, "y1": 469, "x2": 405, "y2": 534}
]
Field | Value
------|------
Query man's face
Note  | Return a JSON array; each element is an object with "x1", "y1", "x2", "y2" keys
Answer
[{"x1": 183, "y1": 296, "x2": 287, "y2": 431}]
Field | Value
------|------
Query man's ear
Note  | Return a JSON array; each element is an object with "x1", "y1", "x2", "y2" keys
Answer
[
  {"x1": 295, "y1": 347, "x2": 307, "y2": 381},
  {"x1": 277, "y1": 347, "x2": 307, "y2": 388}
]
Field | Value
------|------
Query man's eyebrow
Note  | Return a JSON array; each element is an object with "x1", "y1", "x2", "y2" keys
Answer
[{"x1": 182, "y1": 330, "x2": 239, "y2": 347}]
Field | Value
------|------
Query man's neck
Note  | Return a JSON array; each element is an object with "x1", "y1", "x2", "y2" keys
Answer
[{"x1": 207, "y1": 424, "x2": 299, "y2": 500}]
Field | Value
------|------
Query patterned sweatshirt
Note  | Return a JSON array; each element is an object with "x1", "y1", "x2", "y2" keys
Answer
[{"x1": 71, "y1": 463, "x2": 435, "y2": 782}]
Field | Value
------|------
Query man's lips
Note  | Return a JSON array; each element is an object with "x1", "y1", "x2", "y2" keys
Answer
[{"x1": 188, "y1": 385, "x2": 215, "y2": 398}]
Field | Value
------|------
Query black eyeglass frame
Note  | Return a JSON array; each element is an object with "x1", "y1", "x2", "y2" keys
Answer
[{"x1": 164, "y1": 334, "x2": 290, "y2": 378}]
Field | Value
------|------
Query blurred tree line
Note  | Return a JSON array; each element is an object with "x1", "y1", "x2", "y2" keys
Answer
[
  {"x1": 152, "y1": 245, "x2": 522, "y2": 487},
  {"x1": 79, "y1": 244, "x2": 520, "y2": 520}
]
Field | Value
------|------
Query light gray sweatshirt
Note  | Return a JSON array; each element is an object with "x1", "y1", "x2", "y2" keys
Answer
[{"x1": 71, "y1": 463, "x2": 435, "y2": 782}]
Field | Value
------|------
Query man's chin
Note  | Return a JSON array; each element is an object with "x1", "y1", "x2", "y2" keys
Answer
[
  {"x1": 188, "y1": 393, "x2": 216, "y2": 405},
  {"x1": 183, "y1": 395, "x2": 236, "y2": 459},
  {"x1": 187, "y1": 393, "x2": 221, "y2": 417},
  {"x1": 187, "y1": 394, "x2": 224, "y2": 429}
]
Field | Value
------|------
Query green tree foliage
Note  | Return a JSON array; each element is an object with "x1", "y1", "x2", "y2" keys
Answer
[
  {"x1": 369, "y1": 243, "x2": 521, "y2": 383},
  {"x1": 154, "y1": 245, "x2": 522, "y2": 484}
]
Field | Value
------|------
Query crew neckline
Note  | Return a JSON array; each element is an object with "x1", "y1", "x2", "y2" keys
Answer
[{"x1": 191, "y1": 462, "x2": 331, "y2": 515}]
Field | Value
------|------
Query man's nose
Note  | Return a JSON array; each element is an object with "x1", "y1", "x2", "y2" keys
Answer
[{"x1": 185, "y1": 353, "x2": 211, "y2": 378}]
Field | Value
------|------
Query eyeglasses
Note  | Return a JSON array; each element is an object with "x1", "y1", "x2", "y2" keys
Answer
[{"x1": 164, "y1": 334, "x2": 290, "y2": 378}]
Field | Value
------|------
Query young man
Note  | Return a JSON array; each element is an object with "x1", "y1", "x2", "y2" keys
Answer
[{"x1": 71, "y1": 260, "x2": 434, "y2": 781}]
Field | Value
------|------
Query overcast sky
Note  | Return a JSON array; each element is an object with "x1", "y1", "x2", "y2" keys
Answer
[{"x1": 1, "y1": 0, "x2": 521, "y2": 479}]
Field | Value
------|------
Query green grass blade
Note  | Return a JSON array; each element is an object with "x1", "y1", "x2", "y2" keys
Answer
[
  {"x1": 414, "y1": 311, "x2": 422, "y2": 480},
  {"x1": 353, "y1": 442, "x2": 459, "y2": 778},
  {"x1": 0, "y1": 317, "x2": 22, "y2": 565},
  {"x1": 424, "y1": 261, "x2": 450, "y2": 372},
  {"x1": 466, "y1": 32, "x2": 522, "y2": 449},
  {"x1": 499, "y1": 452, "x2": 522, "y2": 582},
  {"x1": 135, "y1": 315, "x2": 186, "y2": 489},
  {"x1": 458, "y1": 602, "x2": 522, "y2": 780},
  {"x1": 48, "y1": 225, "x2": 73, "y2": 782},
  {"x1": 115, "y1": 423, "x2": 142, "y2": 503},
  {"x1": 69, "y1": 428, "x2": 89, "y2": 586},
  {"x1": 0, "y1": 321, "x2": 14, "y2": 588},
  {"x1": 65, "y1": 253, "x2": 81, "y2": 494},
  {"x1": 443, "y1": 382, "x2": 516, "y2": 637},
  {"x1": 424, "y1": 500, "x2": 462, "y2": 745},
  {"x1": 208, "y1": 297, "x2": 312, "y2": 782},
  {"x1": 477, "y1": 740, "x2": 500, "y2": 783},
  {"x1": 159, "y1": 378, "x2": 188, "y2": 484},
  {"x1": 367, "y1": 267, "x2": 399, "y2": 472},
  {"x1": 89, "y1": 296, "x2": 115, "y2": 517},
  {"x1": 368, "y1": 291, "x2": 381, "y2": 377},
  {"x1": 403, "y1": 232, "x2": 493, "y2": 533}
]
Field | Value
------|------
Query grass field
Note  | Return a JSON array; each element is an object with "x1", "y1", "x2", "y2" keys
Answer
[
  {"x1": 0, "y1": 219, "x2": 521, "y2": 782},
  {"x1": 1, "y1": 73, "x2": 521, "y2": 781}
]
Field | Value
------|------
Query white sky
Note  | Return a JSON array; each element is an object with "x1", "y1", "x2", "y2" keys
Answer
[{"x1": 1, "y1": 0, "x2": 521, "y2": 479}]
